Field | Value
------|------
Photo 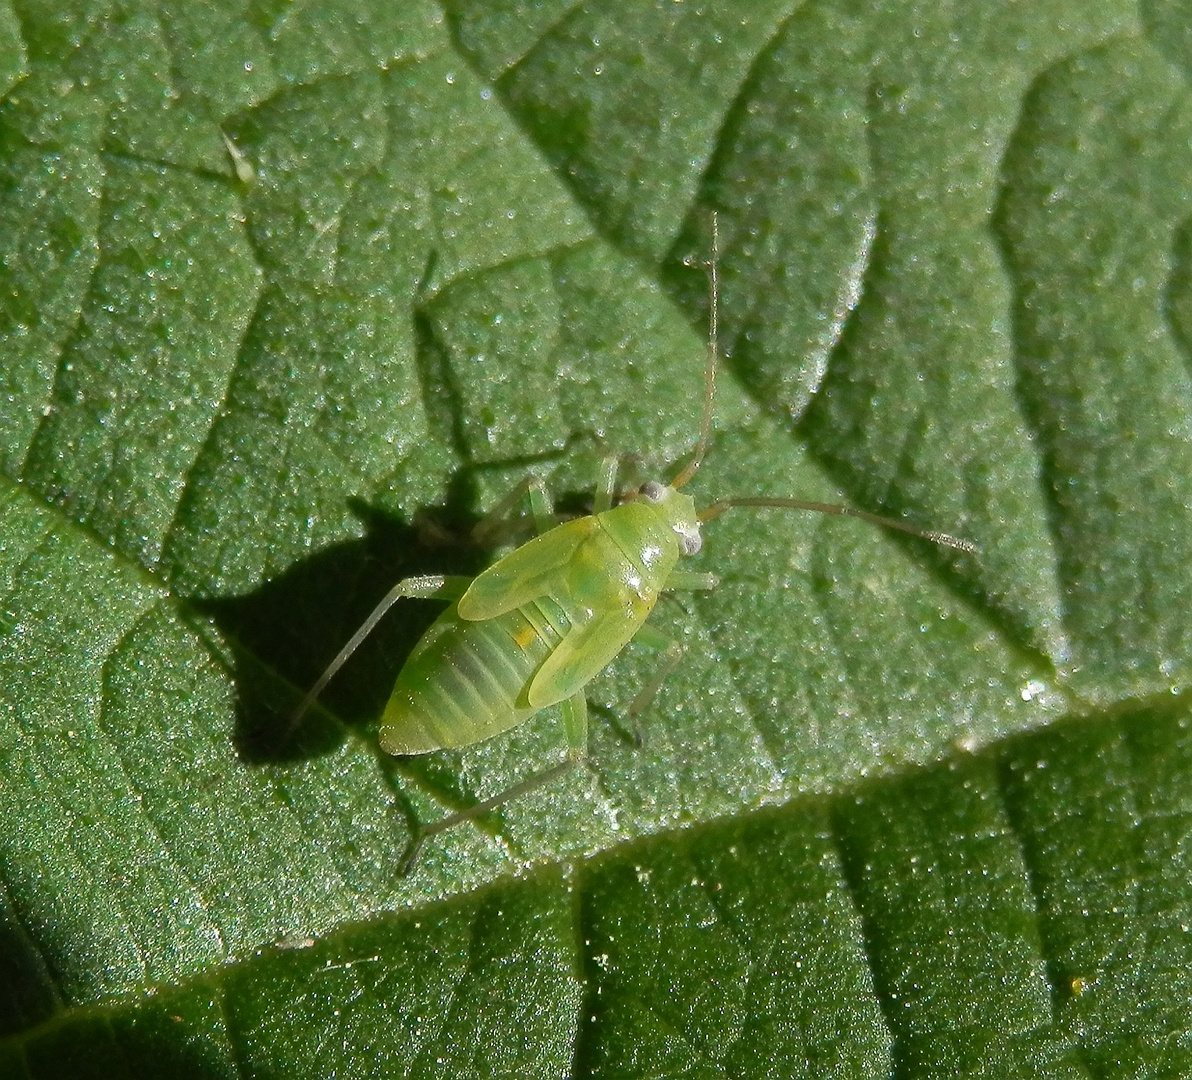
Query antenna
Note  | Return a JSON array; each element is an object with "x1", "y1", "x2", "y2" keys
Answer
[
  {"x1": 699, "y1": 497, "x2": 976, "y2": 552},
  {"x1": 664, "y1": 212, "x2": 975, "y2": 555},
  {"x1": 671, "y1": 212, "x2": 719, "y2": 490}
]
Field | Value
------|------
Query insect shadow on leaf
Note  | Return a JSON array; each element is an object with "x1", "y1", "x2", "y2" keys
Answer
[
  {"x1": 189, "y1": 436, "x2": 602, "y2": 769},
  {"x1": 191, "y1": 494, "x2": 479, "y2": 766}
]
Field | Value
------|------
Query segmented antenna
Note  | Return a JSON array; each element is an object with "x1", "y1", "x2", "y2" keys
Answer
[
  {"x1": 665, "y1": 214, "x2": 976, "y2": 556},
  {"x1": 671, "y1": 212, "x2": 719, "y2": 490},
  {"x1": 699, "y1": 497, "x2": 977, "y2": 553}
]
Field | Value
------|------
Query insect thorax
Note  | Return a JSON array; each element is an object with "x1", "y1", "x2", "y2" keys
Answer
[
  {"x1": 637, "y1": 482, "x2": 702, "y2": 556},
  {"x1": 599, "y1": 483, "x2": 702, "y2": 581}
]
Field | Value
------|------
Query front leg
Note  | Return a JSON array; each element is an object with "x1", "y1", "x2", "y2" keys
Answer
[
  {"x1": 471, "y1": 475, "x2": 556, "y2": 544},
  {"x1": 662, "y1": 570, "x2": 718, "y2": 591}
]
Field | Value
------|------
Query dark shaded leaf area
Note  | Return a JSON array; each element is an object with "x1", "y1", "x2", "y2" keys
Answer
[{"x1": 2, "y1": 1, "x2": 1190, "y2": 1076}]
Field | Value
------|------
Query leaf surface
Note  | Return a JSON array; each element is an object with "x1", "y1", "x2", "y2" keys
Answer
[{"x1": 1, "y1": 1, "x2": 1189, "y2": 1076}]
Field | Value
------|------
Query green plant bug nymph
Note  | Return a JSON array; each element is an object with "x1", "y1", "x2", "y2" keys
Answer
[{"x1": 290, "y1": 215, "x2": 974, "y2": 873}]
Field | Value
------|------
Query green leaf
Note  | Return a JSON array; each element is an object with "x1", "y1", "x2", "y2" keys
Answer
[{"x1": 1, "y1": 1, "x2": 1190, "y2": 1076}]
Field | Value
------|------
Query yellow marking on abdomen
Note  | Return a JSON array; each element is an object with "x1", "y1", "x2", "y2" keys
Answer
[{"x1": 513, "y1": 623, "x2": 537, "y2": 649}]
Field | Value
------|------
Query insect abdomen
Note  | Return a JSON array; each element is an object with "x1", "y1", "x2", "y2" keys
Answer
[{"x1": 378, "y1": 597, "x2": 570, "y2": 755}]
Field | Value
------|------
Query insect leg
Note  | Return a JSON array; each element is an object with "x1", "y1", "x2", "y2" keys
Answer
[
  {"x1": 470, "y1": 475, "x2": 555, "y2": 544},
  {"x1": 662, "y1": 570, "x2": 718, "y2": 591},
  {"x1": 527, "y1": 480, "x2": 554, "y2": 535},
  {"x1": 560, "y1": 689, "x2": 590, "y2": 757},
  {"x1": 397, "y1": 691, "x2": 588, "y2": 876},
  {"x1": 621, "y1": 623, "x2": 685, "y2": 746},
  {"x1": 592, "y1": 455, "x2": 619, "y2": 513},
  {"x1": 629, "y1": 567, "x2": 718, "y2": 728},
  {"x1": 289, "y1": 574, "x2": 473, "y2": 728}
]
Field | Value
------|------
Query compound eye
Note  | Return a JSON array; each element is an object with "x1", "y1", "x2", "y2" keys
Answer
[
  {"x1": 641, "y1": 481, "x2": 667, "y2": 503},
  {"x1": 678, "y1": 529, "x2": 702, "y2": 556}
]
